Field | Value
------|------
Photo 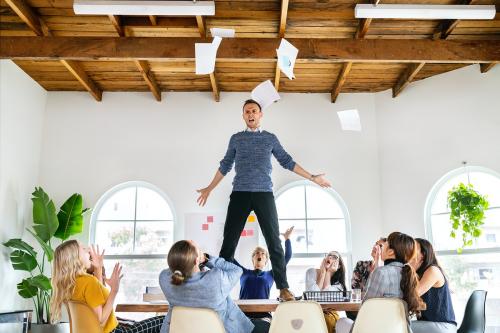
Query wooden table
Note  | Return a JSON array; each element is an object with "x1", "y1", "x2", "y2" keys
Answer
[{"x1": 116, "y1": 299, "x2": 361, "y2": 313}]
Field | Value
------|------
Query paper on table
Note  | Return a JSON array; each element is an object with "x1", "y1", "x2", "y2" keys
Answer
[
  {"x1": 251, "y1": 80, "x2": 281, "y2": 110},
  {"x1": 276, "y1": 38, "x2": 298, "y2": 80},
  {"x1": 210, "y1": 28, "x2": 235, "y2": 38},
  {"x1": 337, "y1": 109, "x2": 362, "y2": 131},
  {"x1": 195, "y1": 36, "x2": 222, "y2": 75}
]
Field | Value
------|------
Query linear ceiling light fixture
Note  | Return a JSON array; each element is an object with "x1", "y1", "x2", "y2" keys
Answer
[
  {"x1": 355, "y1": 4, "x2": 496, "y2": 20},
  {"x1": 74, "y1": 0, "x2": 215, "y2": 16}
]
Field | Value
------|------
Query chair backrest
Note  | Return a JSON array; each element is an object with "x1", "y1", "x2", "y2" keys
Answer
[
  {"x1": 269, "y1": 301, "x2": 328, "y2": 333},
  {"x1": 458, "y1": 290, "x2": 487, "y2": 333},
  {"x1": 352, "y1": 298, "x2": 410, "y2": 333},
  {"x1": 170, "y1": 306, "x2": 225, "y2": 333},
  {"x1": 65, "y1": 301, "x2": 103, "y2": 333}
]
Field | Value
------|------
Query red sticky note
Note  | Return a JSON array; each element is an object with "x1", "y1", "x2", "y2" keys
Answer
[
  {"x1": 207, "y1": 216, "x2": 214, "y2": 223},
  {"x1": 202, "y1": 224, "x2": 209, "y2": 231},
  {"x1": 246, "y1": 229, "x2": 254, "y2": 236},
  {"x1": 241, "y1": 230, "x2": 247, "y2": 237}
]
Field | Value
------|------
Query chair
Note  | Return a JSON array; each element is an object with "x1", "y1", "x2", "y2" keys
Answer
[
  {"x1": 269, "y1": 301, "x2": 328, "y2": 333},
  {"x1": 170, "y1": 306, "x2": 225, "y2": 333},
  {"x1": 351, "y1": 298, "x2": 410, "y2": 333},
  {"x1": 458, "y1": 290, "x2": 487, "y2": 333},
  {"x1": 65, "y1": 301, "x2": 103, "y2": 333}
]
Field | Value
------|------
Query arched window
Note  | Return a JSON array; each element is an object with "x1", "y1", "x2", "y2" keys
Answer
[
  {"x1": 425, "y1": 166, "x2": 500, "y2": 328},
  {"x1": 91, "y1": 181, "x2": 174, "y2": 303},
  {"x1": 272, "y1": 181, "x2": 351, "y2": 295}
]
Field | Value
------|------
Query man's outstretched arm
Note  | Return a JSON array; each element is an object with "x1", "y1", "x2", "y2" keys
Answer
[{"x1": 292, "y1": 164, "x2": 331, "y2": 188}]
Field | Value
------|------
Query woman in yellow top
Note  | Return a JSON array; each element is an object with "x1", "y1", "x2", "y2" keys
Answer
[{"x1": 50, "y1": 240, "x2": 163, "y2": 333}]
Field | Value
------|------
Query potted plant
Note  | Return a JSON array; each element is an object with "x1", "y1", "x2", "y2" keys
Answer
[
  {"x1": 3, "y1": 187, "x2": 89, "y2": 333},
  {"x1": 447, "y1": 182, "x2": 489, "y2": 253}
]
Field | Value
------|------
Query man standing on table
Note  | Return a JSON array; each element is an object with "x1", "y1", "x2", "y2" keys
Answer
[{"x1": 197, "y1": 99, "x2": 331, "y2": 301}]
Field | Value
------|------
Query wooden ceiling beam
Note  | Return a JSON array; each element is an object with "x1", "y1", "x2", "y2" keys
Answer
[
  {"x1": 4, "y1": 0, "x2": 49, "y2": 36},
  {"x1": 108, "y1": 15, "x2": 124, "y2": 37},
  {"x1": 331, "y1": 62, "x2": 352, "y2": 103},
  {"x1": 355, "y1": 0, "x2": 380, "y2": 39},
  {"x1": 432, "y1": 0, "x2": 473, "y2": 39},
  {"x1": 279, "y1": 0, "x2": 290, "y2": 38},
  {"x1": 60, "y1": 60, "x2": 102, "y2": 101},
  {"x1": 2, "y1": 37, "x2": 499, "y2": 63},
  {"x1": 392, "y1": 62, "x2": 426, "y2": 98},
  {"x1": 480, "y1": 62, "x2": 497, "y2": 73},
  {"x1": 209, "y1": 72, "x2": 220, "y2": 102},
  {"x1": 134, "y1": 60, "x2": 161, "y2": 101},
  {"x1": 195, "y1": 16, "x2": 206, "y2": 38}
]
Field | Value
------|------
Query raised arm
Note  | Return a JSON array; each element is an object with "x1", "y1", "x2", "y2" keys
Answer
[
  {"x1": 281, "y1": 226, "x2": 294, "y2": 265},
  {"x1": 197, "y1": 136, "x2": 235, "y2": 206},
  {"x1": 92, "y1": 263, "x2": 122, "y2": 327},
  {"x1": 205, "y1": 256, "x2": 243, "y2": 295}
]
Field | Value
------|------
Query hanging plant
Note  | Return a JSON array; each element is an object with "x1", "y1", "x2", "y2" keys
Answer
[{"x1": 447, "y1": 182, "x2": 489, "y2": 253}]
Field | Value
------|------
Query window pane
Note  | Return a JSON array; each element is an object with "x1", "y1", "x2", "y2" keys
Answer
[
  {"x1": 136, "y1": 187, "x2": 173, "y2": 220},
  {"x1": 134, "y1": 221, "x2": 174, "y2": 254},
  {"x1": 95, "y1": 222, "x2": 134, "y2": 254},
  {"x1": 104, "y1": 258, "x2": 167, "y2": 303},
  {"x1": 276, "y1": 186, "x2": 305, "y2": 219},
  {"x1": 431, "y1": 174, "x2": 468, "y2": 214},
  {"x1": 306, "y1": 186, "x2": 344, "y2": 219},
  {"x1": 307, "y1": 219, "x2": 347, "y2": 253},
  {"x1": 470, "y1": 171, "x2": 500, "y2": 208},
  {"x1": 97, "y1": 187, "x2": 136, "y2": 220},
  {"x1": 279, "y1": 219, "x2": 307, "y2": 253},
  {"x1": 438, "y1": 253, "x2": 500, "y2": 331}
]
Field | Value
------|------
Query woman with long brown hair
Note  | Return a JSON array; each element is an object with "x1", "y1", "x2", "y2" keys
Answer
[
  {"x1": 50, "y1": 240, "x2": 163, "y2": 333},
  {"x1": 410, "y1": 238, "x2": 456, "y2": 333},
  {"x1": 336, "y1": 232, "x2": 425, "y2": 333}
]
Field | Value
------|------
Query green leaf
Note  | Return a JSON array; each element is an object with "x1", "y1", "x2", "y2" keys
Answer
[
  {"x1": 9, "y1": 250, "x2": 37, "y2": 272},
  {"x1": 54, "y1": 193, "x2": 86, "y2": 241},
  {"x1": 31, "y1": 187, "x2": 59, "y2": 242},
  {"x1": 3, "y1": 239, "x2": 37, "y2": 258},
  {"x1": 17, "y1": 279, "x2": 38, "y2": 298},
  {"x1": 30, "y1": 274, "x2": 52, "y2": 291},
  {"x1": 27, "y1": 229, "x2": 54, "y2": 262}
]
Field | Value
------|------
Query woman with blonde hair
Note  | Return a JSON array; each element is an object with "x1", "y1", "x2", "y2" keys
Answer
[{"x1": 50, "y1": 240, "x2": 162, "y2": 333}]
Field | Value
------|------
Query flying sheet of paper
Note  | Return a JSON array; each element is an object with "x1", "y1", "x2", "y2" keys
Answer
[
  {"x1": 251, "y1": 80, "x2": 281, "y2": 110},
  {"x1": 210, "y1": 28, "x2": 235, "y2": 38},
  {"x1": 195, "y1": 37, "x2": 222, "y2": 75},
  {"x1": 337, "y1": 109, "x2": 362, "y2": 131},
  {"x1": 276, "y1": 39, "x2": 298, "y2": 80}
]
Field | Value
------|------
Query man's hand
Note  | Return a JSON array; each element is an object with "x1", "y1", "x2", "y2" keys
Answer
[
  {"x1": 312, "y1": 174, "x2": 331, "y2": 188},
  {"x1": 196, "y1": 187, "x2": 211, "y2": 206}
]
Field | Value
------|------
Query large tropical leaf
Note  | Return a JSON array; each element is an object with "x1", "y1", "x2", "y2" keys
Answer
[
  {"x1": 17, "y1": 279, "x2": 38, "y2": 298},
  {"x1": 27, "y1": 229, "x2": 54, "y2": 262},
  {"x1": 32, "y1": 187, "x2": 59, "y2": 242},
  {"x1": 3, "y1": 239, "x2": 37, "y2": 258},
  {"x1": 9, "y1": 250, "x2": 37, "y2": 272},
  {"x1": 30, "y1": 274, "x2": 52, "y2": 291},
  {"x1": 54, "y1": 193, "x2": 87, "y2": 241}
]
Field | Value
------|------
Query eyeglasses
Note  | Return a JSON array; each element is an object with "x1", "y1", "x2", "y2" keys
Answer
[{"x1": 326, "y1": 253, "x2": 339, "y2": 260}]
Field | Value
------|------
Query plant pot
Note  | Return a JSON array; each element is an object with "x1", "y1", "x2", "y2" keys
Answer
[{"x1": 30, "y1": 323, "x2": 70, "y2": 333}]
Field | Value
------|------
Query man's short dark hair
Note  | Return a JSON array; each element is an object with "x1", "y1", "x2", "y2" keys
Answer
[{"x1": 243, "y1": 99, "x2": 262, "y2": 112}]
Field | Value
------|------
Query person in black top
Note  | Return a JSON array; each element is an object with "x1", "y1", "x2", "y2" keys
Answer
[{"x1": 411, "y1": 238, "x2": 457, "y2": 333}]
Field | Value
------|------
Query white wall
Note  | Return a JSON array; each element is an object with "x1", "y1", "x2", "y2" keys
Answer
[
  {"x1": 375, "y1": 64, "x2": 500, "y2": 237},
  {"x1": 38, "y1": 91, "x2": 383, "y2": 266},
  {"x1": 0, "y1": 60, "x2": 47, "y2": 311}
]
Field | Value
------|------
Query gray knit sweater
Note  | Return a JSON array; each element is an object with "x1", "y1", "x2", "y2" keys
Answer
[{"x1": 219, "y1": 130, "x2": 296, "y2": 192}]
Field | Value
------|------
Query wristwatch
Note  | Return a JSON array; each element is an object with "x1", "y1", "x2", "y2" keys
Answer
[{"x1": 310, "y1": 174, "x2": 317, "y2": 181}]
